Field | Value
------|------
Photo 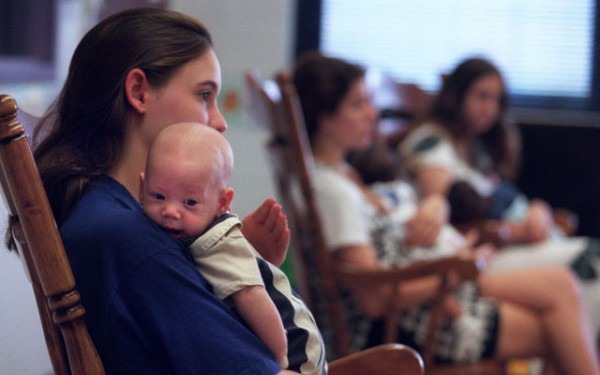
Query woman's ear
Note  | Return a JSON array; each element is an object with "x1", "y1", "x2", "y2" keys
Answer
[
  {"x1": 217, "y1": 187, "x2": 235, "y2": 216},
  {"x1": 125, "y1": 68, "x2": 150, "y2": 114}
]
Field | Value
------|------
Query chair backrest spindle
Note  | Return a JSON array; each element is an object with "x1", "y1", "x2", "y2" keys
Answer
[
  {"x1": 0, "y1": 94, "x2": 105, "y2": 375},
  {"x1": 246, "y1": 72, "x2": 354, "y2": 358}
]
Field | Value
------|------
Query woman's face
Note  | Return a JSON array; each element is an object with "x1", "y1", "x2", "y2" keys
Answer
[
  {"x1": 461, "y1": 73, "x2": 503, "y2": 134},
  {"x1": 321, "y1": 78, "x2": 378, "y2": 152},
  {"x1": 143, "y1": 49, "x2": 227, "y2": 146}
]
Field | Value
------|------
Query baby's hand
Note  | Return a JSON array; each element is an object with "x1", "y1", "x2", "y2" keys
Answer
[{"x1": 242, "y1": 198, "x2": 290, "y2": 267}]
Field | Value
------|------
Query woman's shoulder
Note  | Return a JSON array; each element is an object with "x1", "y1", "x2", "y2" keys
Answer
[
  {"x1": 61, "y1": 177, "x2": 182, "y2": 264},
  {"x1": 63, "y1": 177, "x2": 145, "y2": 232},
  {"x1": 314, "y1": 162, "x2": 363, "y2": 199}
]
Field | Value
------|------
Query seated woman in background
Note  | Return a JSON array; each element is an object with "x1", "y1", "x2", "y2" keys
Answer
[
  {"x1": 398, "y1": 56, "x2": 600, "y2": 335},
  {"x1": 292, "y1": 51, "x2": 600, "y2": 374},
  {"x1": 398, "y1": 57, "x2": 564, "y2": 244}
]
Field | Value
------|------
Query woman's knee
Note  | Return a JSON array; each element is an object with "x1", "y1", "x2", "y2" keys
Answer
[{"x1": 542, "y1": 266, "x2": 582, "y2": 305}]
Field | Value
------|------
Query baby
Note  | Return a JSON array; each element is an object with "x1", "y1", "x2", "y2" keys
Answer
[
  {"x1": 348, "y1": 145, "x2": 495, "y2": 360},
  {"x1": 140, "y1": 122, "x2": 326, "y2": 374},
  {"x1": 347, "y1": 145, "x2": 468, "y2": 264}
]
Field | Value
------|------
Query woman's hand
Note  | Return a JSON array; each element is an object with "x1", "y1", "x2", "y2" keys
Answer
[
  {"x1": 471, "y1": 243, "x2": 496, "y2": 270},
  {"x1": 403, "y1": 194, "x2": 448, "y2": 247},
  {"x1": 455, "y1": 230, "x2": 495, "y2": 269},
  {"x1": 242, "y1": 198, "x2": 291, "y2": 267}
]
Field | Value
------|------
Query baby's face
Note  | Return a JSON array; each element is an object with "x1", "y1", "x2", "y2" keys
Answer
[{"x1": 140, "y1": 156, "x2": 222, "y2": 239}]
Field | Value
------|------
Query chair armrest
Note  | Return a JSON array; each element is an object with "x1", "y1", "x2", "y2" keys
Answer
[
  {"x1": 328, "y1": 343, "x2": 424, "y2": 375},
  {"x1": 333, "y1": 254, "x2": 482, "y2": 363},
  {"x1": 334, "y1": 254, "x2": 481, "y2": 289}
]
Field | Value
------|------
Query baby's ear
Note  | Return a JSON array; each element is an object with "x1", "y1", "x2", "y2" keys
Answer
[
  {"x1": 217, "y1": 187, "x2": 234, "y2": 215},
  {"x1": 138, "y1": 172, "x2": 145, "y2": 203}
]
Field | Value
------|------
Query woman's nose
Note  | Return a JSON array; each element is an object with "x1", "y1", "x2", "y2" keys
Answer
[
  {"x1": 366, "y1": 102, "x2": 379, "y2": 126},
  {"x1": 209, "y1": 108, "x2": 228, "y2": 133}
]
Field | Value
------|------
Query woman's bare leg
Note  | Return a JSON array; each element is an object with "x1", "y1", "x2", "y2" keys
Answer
[
  {"x1": 493, "y1": 303, "x2": 561, "y2": 374},
  {"x1": 479, "y1": 266, "x2": 599, "y2": 375}
]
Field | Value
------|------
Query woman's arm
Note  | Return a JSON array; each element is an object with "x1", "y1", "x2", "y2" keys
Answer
[
  {"x1": 113, "y1": 246, "x2": 286, "y2": 374},
  {"x1": 230, "y1": 285, "x2": 288, "y2": 366},
  {"x1": 492, "y1": 199, "x2": 553, "y2": 244},
  {"x1": 242, "y1": 198, "x2": 291, "y2": 267},
  {"x1": 416, "y1": 161, "x2": 555, "y2": 245},
  {"x1": 453, "y1": 204, "x2": 553, "y2": 247}
]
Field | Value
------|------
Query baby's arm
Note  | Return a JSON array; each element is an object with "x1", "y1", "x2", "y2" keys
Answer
[
  {"x1": 230, "y1": 285, "x2": 288, "y2": 366},
  {"x1": 189, "y1": 215, "x2": 288, "y2": 364}
]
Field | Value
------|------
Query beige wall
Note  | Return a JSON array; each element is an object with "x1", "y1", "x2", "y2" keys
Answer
[{"x1": 0, "y1": 1, "x2": 294, "y2": 373}]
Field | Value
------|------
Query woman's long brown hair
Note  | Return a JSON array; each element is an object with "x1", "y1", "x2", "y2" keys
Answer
[{"x1": 34, "y1": 8, "x2": 213, "y2": 226}]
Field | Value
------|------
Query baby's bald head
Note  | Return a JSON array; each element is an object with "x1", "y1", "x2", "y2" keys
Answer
[{"x1": 147, "y1": 122, "x2": 234, "y2": 187}]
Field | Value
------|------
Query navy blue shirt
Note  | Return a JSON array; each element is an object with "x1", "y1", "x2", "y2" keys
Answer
[{"x1": 60, "y1": 177, "x2": 281, "y2": 374}]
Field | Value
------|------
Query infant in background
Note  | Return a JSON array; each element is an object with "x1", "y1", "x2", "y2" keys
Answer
[
  {"x1": 373, "y1": 177, "x2": 467, "y2": 262},
  {"x1": 347, "y1": 145, "x2": 476, "y2": 265},
  {"x1": 347, "y1": 144, "x2": 494, "y2": 358}
]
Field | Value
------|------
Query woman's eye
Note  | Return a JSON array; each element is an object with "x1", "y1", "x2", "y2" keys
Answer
[
  {"x1": 184, "y1": 199, "x2": 198, "y2": 207},
  {"x1": 199, "y1": 91, "x2": 211, "y2": 101}
]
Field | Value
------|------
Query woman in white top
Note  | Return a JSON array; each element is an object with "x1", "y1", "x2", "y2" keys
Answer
[{"x1": 399, "y1": 57, "x2": 552, "y2": 241}]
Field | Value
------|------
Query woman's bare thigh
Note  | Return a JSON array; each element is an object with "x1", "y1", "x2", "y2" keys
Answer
[{"x1": 478, "y1": 265, "x2": 578, "y2": 311}]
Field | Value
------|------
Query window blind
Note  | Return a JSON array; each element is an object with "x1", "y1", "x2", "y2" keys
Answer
[{"x1": 321, "y1": 0, "x2": 594, "y2": 100}]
